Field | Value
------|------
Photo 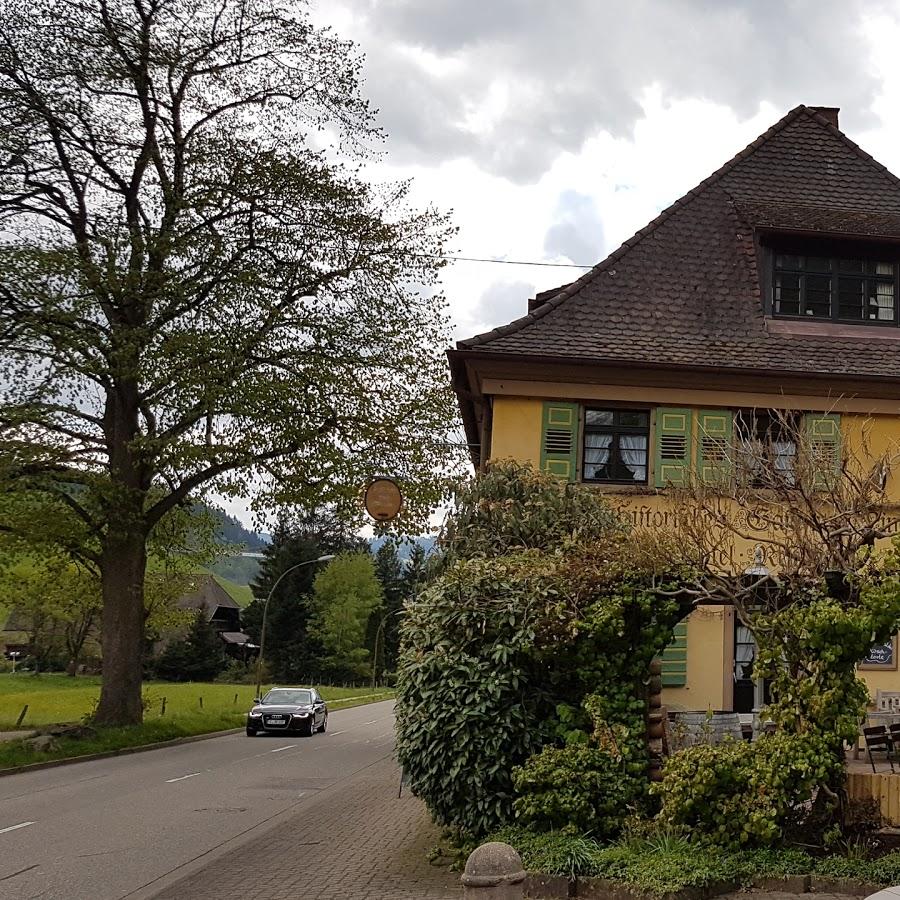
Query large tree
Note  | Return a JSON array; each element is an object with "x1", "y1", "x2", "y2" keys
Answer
[{"x1": 0, "y1": 0, "x2": 457, "y2": 723}]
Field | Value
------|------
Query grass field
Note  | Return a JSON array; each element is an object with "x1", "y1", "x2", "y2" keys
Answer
[{"x1": 0, "y1": 674, "x2": 392, "y2": 730}]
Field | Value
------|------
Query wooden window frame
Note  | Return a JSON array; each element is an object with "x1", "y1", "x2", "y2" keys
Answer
[
  {"x1": 770, "y1": 246, "x2": 900, "y2": 327},
  {"x1": 582, "y1": 407, "x2": 650, "y2": 485}
]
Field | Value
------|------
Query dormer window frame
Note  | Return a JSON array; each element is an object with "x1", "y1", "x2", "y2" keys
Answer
[{"x1": 762, "y1": 236, "x2": 900, "y2": 328}]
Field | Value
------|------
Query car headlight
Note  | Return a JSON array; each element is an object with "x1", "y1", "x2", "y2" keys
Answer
[
  {"x1": 249, "y1": 711, "x2": 262, "y2": 718},
  {"x1": 292, "y1": 712, "x2": 309, "y2": 718}
]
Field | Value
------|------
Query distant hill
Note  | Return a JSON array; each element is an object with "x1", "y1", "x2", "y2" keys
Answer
[
  {"x1": 206, "y1": 554, "x2": 261, "y2": 588},
  {"x1": 370, "y1": 536, "x2": 437, "y2": 561},
  {"x1": 205, "y1": 507, "x2": 268, "y2": 551}
]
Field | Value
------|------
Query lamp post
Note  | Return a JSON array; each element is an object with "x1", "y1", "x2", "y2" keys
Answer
[
  {"x1": 371, "y1": 607, "x2": 405, "y2": 691},
  {"x1": 254, "y1": 554, "x2": 335, "y2": 700}
]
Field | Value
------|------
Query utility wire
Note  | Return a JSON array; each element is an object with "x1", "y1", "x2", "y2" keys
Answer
[{"x1": 416, "y1": 252, "x2": 593, "y2": 269}]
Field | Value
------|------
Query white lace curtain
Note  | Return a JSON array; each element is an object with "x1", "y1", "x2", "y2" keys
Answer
[{"x1": 584, "y1": 434, "x2": 646, "y2": 481}]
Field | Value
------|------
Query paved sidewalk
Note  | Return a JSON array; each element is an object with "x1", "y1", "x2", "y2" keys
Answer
[{"x1": 151, "y1": 753, "x2": 461, "y2": 899}]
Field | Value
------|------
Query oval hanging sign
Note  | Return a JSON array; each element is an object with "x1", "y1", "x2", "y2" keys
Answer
[{"x1": 364, "y1": 478, "x2": 403, "y2": 522}]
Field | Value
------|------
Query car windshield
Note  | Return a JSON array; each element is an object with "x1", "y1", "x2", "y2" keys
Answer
[{"x1": 261, "y1": 689, "x2": 314, "y2": 706}]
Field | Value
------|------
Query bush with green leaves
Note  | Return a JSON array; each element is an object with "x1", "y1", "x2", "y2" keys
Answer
[
  {"x1": 395, "y1": 460, "x2": 692, "y2": 837},
  {"x1": 491, "y1": 825, "x2": 900, "y2": 895},
  {"x1": 756, "y1": 584, "x2": 900, "y2": 745},
  {"x1": 438, "y1": 458, "x2": 622, "y2": 566},
  {"x1": 654, "y1": 731, "x2": 842, "y2": 847},
  {"x1": 395, "y1": 551, "x2": 576, "y2": 836}
]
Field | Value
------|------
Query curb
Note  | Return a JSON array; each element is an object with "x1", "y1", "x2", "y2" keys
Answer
[
  {"x1": 0, "y1": 727, "x2": 244, "y2": 778},
  {"x1": 522, "y1": 872, "x2": 882, "y2": 899}
]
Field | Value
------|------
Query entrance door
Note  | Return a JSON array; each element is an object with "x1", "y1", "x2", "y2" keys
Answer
[
  {"x1": 733, "y1": 620, "x2": 770, "y2": 713},
  {"x1": 733, "y1": 622, "x2": 756, "y2": 714}
]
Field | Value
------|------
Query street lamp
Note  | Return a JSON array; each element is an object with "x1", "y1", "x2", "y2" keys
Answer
[
  {"x1": 371, "y1": 607, "x2": 405, "y2": 691},
  {"x1": 254, "y1": 554, "x2": 336, "y2": 700}
]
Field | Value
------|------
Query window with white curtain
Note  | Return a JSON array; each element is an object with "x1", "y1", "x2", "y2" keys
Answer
[
  {"x1": 582, "y1": 409, "x2": 649, "y2": 484},
  {"x1": 735, "y1": 409, "x2": 798, "y2": 485}
]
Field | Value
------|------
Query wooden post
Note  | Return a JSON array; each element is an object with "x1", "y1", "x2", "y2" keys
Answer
[
  {"x1": 199, "y1": 696, "x2": 203, "y2": 710},
  {"x1": 15, "y1": 704, "x2": 28, "y2": 727},
  {"x1": 234, "y1": 693, "x2": 238, "y2": 705},
  {"x1": 160, "y1": 697, "x2": 167, "y2": 716}
]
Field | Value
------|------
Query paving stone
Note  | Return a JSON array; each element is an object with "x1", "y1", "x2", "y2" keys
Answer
[{"x1": 151, "y1": 753, "x2": 461, "y2": 899}]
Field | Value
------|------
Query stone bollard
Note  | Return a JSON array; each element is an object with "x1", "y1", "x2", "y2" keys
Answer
[{"x1": 460, "y1": 842, "x2": 526, "y2": 899}]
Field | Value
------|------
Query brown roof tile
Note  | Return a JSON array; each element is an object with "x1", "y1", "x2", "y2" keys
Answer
[{"x1": 457, "y1": 106, "x2": 900, "y2": 380}]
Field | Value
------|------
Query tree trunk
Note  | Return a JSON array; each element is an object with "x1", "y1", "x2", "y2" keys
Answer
[{"x1": 94, "y1": 530, "x2": 147, "y2": 725}]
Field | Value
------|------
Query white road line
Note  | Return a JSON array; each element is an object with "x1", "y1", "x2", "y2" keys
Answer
[
  {"x1": 362, "y1": 719, "x2": 378, "y2": 725},
  {"x1": 270, "y1": 745, "x2": 296, "y2": 753},
  {"x1": 329, "y1": 730, "x2": 346, "y2": 736},
  {"x1": 165, "y1": 773, "x2": 200, "y2": 783},
  {"x1": 0, "y1": 822, "x2": 34, "y2": 835}
]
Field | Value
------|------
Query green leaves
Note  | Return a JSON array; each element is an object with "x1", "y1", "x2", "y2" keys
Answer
[
  {"x1": 394, "y1": 464, "x2": 692, "y2": 838},
  {"x1": 654, "y1": 732, "x2": 843, "y2": 848}
]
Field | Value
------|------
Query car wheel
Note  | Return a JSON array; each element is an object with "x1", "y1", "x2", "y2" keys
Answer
[
  {"x1": 246, "y1": 727, "x2": 258, "y2": 737},
  {"x1": 317, "y1": 713, "x2": 327, "y2": 733},
  {"x1": 304, "y1": 718, "x2": 316, "y2": 737}
]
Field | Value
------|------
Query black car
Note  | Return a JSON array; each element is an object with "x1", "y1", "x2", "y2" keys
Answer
[{"x1": 246, "y1": 687, "x2": 328, "y2": 737}]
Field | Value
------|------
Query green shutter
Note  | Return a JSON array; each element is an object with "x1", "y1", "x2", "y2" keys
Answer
[
  {"x1": 540, "y1": 402, "x2": 579, "y2": 482},
  {"x1": 654, "y1": 408, "x2": 693, "y2": 487},
  {"x1": 659, "y1": 622, "x2": 688, "y2": 687},
  {"x1": 696, "y1": 410, "x2": 734, "y2": 486},
  {"x1": 802, "y1": 413, "x2": 841, "y2": 489}
]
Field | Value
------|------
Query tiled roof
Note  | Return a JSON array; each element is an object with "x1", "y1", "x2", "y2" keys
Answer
[
  {"x1": 457, "y1": 106, "x2": 900, "y2": 379},
  {"x1": 735, "y1": 199, "x2": 900, "y2": 239},
  {"x1": 177, "y1": 574, "x2": 241, "y2": 615}
]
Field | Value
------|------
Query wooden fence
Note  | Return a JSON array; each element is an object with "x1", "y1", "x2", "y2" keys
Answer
[{"x1": 847, "y1": 770, "x2": 900, "y2": 825}]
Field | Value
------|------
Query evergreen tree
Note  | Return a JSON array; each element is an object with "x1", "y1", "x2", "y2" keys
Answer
[
  {"x1": 154, "y1": 612, "x2": 225, "y2": 682},
  {"x1": 372, "y1": 540, "x2": 405, "y2": 675},
  {"x1": 244, "y1": 511, "x2": 364, "y2": 682}
]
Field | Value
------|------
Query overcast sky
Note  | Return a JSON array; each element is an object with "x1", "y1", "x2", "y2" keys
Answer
[
  {"x1": 309, "y1": 0, "x2": 900, "y2": 344},
  {"x1": 229, "y1": 1, "x2": 900, "y2": 529}
]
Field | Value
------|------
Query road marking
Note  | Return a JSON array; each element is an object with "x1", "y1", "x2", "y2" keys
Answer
[
  {"x1": 0, "y1": 822, "x2": 34, "y2": 835},
  {"x1": 165, "y1": 773, "x2": 200, "y2": 783},
  {"x1": 329, "y1": 730, "x2": 346, "y2": 736},
  {"x1": 271, "y1": 745, "x2": 297, "y2": 753},
  {"x1": 362, "y1": 719, "x2": 378, "y2": 725}
]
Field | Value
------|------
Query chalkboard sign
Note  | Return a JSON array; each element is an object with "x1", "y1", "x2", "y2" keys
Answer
[{"x1": 862, "y1": 639, "x2": 896, "y2": 669}]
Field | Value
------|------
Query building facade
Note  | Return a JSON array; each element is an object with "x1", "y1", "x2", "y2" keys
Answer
[{"x1": 449, "y1": 105, "x2": 900, "y2": 714}]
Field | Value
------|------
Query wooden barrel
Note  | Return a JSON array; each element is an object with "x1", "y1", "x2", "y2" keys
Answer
[
  {"x1": 672, "y1": 712, "x2": 709, "y2": 746},
  {"x1": 711, "y1": 712, "x2": 742, "y2": 743}
]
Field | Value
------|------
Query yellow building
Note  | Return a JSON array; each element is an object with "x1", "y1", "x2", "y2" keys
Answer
[{"x1": 449, "y1": 105, "x2": 900, "y2": 715}]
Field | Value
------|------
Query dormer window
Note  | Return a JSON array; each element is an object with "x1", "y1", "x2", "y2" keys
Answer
[{"x1": 774, "y1": 253, "x2": 897, "y2": 323}]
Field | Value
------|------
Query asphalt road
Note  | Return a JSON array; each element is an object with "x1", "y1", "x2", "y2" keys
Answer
[{"x1": 0, "y1": 699, "x2": 396, "y2": 900}]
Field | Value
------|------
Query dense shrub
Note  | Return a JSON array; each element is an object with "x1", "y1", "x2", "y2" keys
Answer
[
  {"x1": 395, "y1": 461, "x2": 692, "y2": 837},
  {"x1": 438, "y1": 459, "x2": 622, "y2": 566},
  {"x1": 513, "y1": 694, "x2": 650, "y2": 837},
  {"x1": 395, "y1": 551, "x2": 575, "y2": 836},
  {"x1": 654, "y1": 731, "x2": 842, "y2": 847}
]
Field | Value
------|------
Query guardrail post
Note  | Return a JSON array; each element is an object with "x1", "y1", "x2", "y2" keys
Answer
[{"x1": 460, "y1": 842, "x2": 525, "y2": 899}]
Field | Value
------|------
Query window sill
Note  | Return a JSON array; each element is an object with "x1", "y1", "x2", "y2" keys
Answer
[
  {"x1": 766, "y1": 318, "x2": 900, "y2": 341},
  {"x1": 580, "y1": 483, "x2": 660, "y2": 495}
]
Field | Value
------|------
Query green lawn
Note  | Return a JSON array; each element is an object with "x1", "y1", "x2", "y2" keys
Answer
[{"x1": 0, "y1": 673, "x2": 392, "y2": 729}]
